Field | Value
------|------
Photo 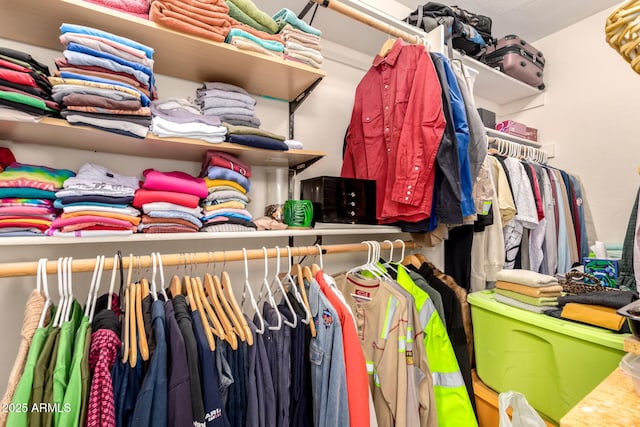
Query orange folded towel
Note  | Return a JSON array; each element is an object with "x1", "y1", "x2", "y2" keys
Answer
[
  {"x1": 496, "y1": 281, "x2": 563, "y2": 297},
  {"x1": 150, "y1": 0, "x2": 231, "y2": 43}
]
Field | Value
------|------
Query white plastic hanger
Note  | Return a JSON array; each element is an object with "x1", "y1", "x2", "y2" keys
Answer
[
  {"x1": 260, "y1": 247, "x2": 282, "y2": 330},
  {"x1": 270, "y1": 246, "x2": 297, "y2": 328},
  {"x1": 52, "y1": 257, "x2": 66, "y2": 328},
  {"x1": 241, "y1": 248, "x2": 264, "y2": 335},
  {"x1": 285, "y1": 246, "x2": 310, "y2": 325},
  {"x1": 382, "y1": 239, "x2": 399, "y2": 274},
  {"x1": 150, "y1": 253, "x2": 159, "y2": 301},
  {"x1": 84, "y1": 256, "x2": 101, "y2": 318},
  {"x1": 315, "y1": 243, "x2": 324, "y2": 270},
  {"x1": 107, "y1": 252, "x2": 120, "y2": 311},
  {"x1": 37, "y1": 258, "x2": 52, "y2": 329},
  {"x1": 155, "y1": 252, "x2": 169, "y2": 301},
  {"x1": 63, "y1": 257, "x2": 74, "y2": 323},
  {"x1": 89, "y1": 256, "x2": 106, "y2": 322},
  {"x1": 345, "y1": 241, "x2": 380, "y2": 280}
]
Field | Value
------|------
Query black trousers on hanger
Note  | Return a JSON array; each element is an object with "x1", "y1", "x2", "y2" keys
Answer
[{"x1": 444, "y1": 224, "x2": 474, "y2": 292}]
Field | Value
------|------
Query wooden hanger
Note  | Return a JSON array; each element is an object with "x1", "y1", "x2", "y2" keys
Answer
[
  {"x1": 206, "y1": 272, "x2": 246, "y2": 343},
  {"x1": 135, "y1": 280, "x2": 150, "y2": 361},
  {"x1": 379, "y1": 37, "x2": 396, "y2": 57},
  {"x1": 187, "y1": 276, "x2": 215, "y2": 351},
  {"x1": 128, "y1": 282, "x2": 138, "y2": 367},
  {"x1": 221, "y1": 270, "x2": 252, "y2": 344},
  {"x1": 169, "y1": 275, "x2": 182, "y2": 298},
  {"x1": 195, "y1": 276, "x2": 233, "y2": 347},
  {"x1": 121, "y1": 283, "x2": 130, "y2": 364},
  {"x1": 295, "y1": 263, "x2": 316, "y2": 338}
]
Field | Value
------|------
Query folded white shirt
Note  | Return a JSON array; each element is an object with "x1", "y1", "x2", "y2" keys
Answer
[
  {"x1": 63, "y1": 163, "x2": 139, "y2": 191},
  {"x1": 63, "y1": 204, "x2": 141, "y2": 216}
]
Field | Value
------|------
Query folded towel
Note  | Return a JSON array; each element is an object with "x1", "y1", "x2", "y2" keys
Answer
[
  {"x1": 222, "y1": 122, "x2": 285, "y2": 141},
  {"x1": 561, "y1": 303, "x2": 626, "y2": 331},
  {"x1": 280, "y1": 24, "x2": 321, "y2": 43},
  {"x1": 196, "y1": 88, "x2": 256, "y2": 106},
  {"x1": 284, "y1": 139, "x2": 303, "y2": 149},
  {"x1": 224, "y1": 0, "x2": 273, "y2": 34},
  {"x1": 202, "y1": 106, "x2": 255, "y2": 117},
  {"x1": 229, "y1": 20, "x2": 284, "y2": 43},
  {"x1": 227, "y1": 134, "x2": 289, "y2": 151},
  {"x1": 494, "y1": 293, "x2": 554, "y2": 314},
  {"x1": 229, "y1": 36, "x2": 283, "y2": 58},
  {"x1": 286, "y1": 41, "x2": 322, "y2": 57},
  {"x1": 201, "y1": 81, "x2": 249, "y2": 94},
  {"x1": 197, "y1": 96, "x2": 256, "y2": 110},
  {"x1": 224, "y1": 28, "x2": 284, "y2": 52},
  {"x1": 495, "y1": 289, "x2": 558, "y2": 307},
  {"x1": 284, "y1": 48, "x2": 322, "y2": 65},
  {"x1": 284, "y1": 51, "x2": 321, "y2": 69},
  {"x1": 82, "y1": 0, "x2": 149, "y2": 18},
  {"x1": 496, "y1": 281, "x2": 563, "y2": 297},
  {"x1": 273, "y1": 8, "x2": 321, "y2": 36},
  {"x1": 228, "y1": 0, "x2": 278, "y2": 33},
  {"x1": 149, "y1": 0, "x2": 231, "y2": 43},
  {"x1": 495, "y1": 269, "x2": 558, "y2": 287}
]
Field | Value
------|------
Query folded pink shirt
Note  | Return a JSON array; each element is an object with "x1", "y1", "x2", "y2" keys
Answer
[
  {"x1": 133, "y1": 189, "x2": 200, "y2": 208},
  {"x1": 50, "y1": 215, "x2": 134, "y2": 229},
  {"x1": 142, "y1": 169, "x2": 208, "y2": 198},
  {"x1": 0, "y1": 206, "x2": 57, "y2": 216}
]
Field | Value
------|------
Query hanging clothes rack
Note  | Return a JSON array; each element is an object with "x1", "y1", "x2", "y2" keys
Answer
[
  {"x1": 488, "y1": 136, "x2": 549, "y2": 165},
  {"x1": 304, "y1": 0, "x2": 426, "y2": 45},
  {"x1": 0, "y1": 240, "x2": 417, "y2": 278}
]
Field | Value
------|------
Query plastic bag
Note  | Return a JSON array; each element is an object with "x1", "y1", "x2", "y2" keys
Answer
[{"x1": 498, "y1": 391, "x2": 546, "y2": 427}]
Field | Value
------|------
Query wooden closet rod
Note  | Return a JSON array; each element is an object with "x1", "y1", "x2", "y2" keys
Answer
[
  {"x1": 0, "y1": 240, "x2": 418, "y2": 278},
  {"x1": 310, "y1": 0, "x2": 422, "y2": 44}
]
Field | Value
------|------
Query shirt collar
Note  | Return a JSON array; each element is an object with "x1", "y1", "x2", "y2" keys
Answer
[{"x1": 372, "y1": 37, "x2": 404, "y2": 67}]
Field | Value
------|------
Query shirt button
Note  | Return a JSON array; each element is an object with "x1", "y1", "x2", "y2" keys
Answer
[
  {"x1": 407, "y1": 191, "x2": 411, "y2": 195},
  {"x1": 414, "y1": 166, "x2": 419, "y2": 170},
  {"x1": 366, "y1": 117, "x2": 370, "y2": 121},
  {"x1": 385, "y1": 105, "x2": 389, "y2": 110},
  {"x1": 384, "y1": 84, "x2": 389, "y2": 89},
  {"x1": 387, "y1": 148, "x2": 391, "y2": 152},
  {"x1": 408, "y1": 185, "x2": 412, "y2": 189},
  {"x1": 405, "y1": 197, "x2": 409, "y2": 201},
  {"x1": 385, "y1": 127, "x2": 389, "y2": 132}
]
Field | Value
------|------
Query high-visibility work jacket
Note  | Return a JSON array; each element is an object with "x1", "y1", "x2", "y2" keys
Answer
[{"x1": 394, "y1": 263, "x2": 478, "y2": 427}]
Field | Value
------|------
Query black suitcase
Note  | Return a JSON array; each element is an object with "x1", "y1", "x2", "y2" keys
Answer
[{"x1": 300, "y1": 176, "x2": 377, "y2": 225}]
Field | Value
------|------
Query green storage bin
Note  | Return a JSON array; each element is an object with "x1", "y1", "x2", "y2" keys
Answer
[{"x1": 468, "y1": 290, "x2": 628, "y2": 424}]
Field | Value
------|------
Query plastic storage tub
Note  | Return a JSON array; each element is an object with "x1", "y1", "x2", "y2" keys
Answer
[
  {"x1": 473, "y1": 370, "x2": 557, "y2": 427},
  {"x1": 468, "y1": 290, "x2": 627, "y2": 424},
  {"x1": 619, "y1": 353, "x2": 640, "y2": 396}
]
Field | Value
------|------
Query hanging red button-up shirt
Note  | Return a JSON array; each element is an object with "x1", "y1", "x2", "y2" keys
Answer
[{"x1": 341, "y1": 38, "x2": 445, "y2": 222}]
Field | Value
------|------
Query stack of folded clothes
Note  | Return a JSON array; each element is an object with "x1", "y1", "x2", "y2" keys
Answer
[
  {"x1": 0, "y1": 162, "x2": 75, "y2": 237},
  {"x1": 0, "y1": 47, "x2": 58, "y2": 121},
  {"x1": 81, "y1": 0, "x2": 151, "y2": 19},
  {"x1": 52, "y1": 23, "x2": 156, "y2": 138},
  {"x1": 149, "y1": 0, "x2": 232, "y2": 43},
  {"x1": 50, "y1": 163, "x2": 140, "y2": 237},
  {"x1": 224, "y1": 27, "x2": 284, "y2": 58},
  {"x1": 224, "y1": 0, "x2": 278, "y2": 34},
  {"x1": 494, "y1": 269, "x2": 562, "y2": 314},
  {"x1": 134, "y1": 169, "x2": 207, "y2": 233},
  {"x1": 196, "y1": 82, "x2": 258, "y2": 127},
  {"x1": 547, "y1": 289, "x2": 637, "y2": 333},
  {"x1": 150, "y1": 98, "x2": 226, "y2": 143},
  {"x1": 199, "y1": 150, "x2": 255, "y2": 232},
  {"x1": 273, "y1": 9, "x2": 323, "y2": 69}
]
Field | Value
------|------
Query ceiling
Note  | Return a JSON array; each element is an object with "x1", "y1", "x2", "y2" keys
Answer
[{"x1": 254, "y1": 0, "x2": 621, "y2": 56}]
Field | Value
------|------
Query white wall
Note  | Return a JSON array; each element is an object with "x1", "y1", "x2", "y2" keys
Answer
[
  {"x1": 504, "y1": 6, "x2": 640, "y2": 245},
  {"x1": 0, "y1": 37, "x2": 420, "y2": 386}
]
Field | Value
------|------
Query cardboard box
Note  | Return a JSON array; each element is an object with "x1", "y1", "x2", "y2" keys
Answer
[
  {"x1": 526, "y1": 126, "x2": 538, "y2": 142},
  {"x1": 496, "y1": 120, "x2": 528, "y2": 138},
  {"x1": 584, "y1": 258, "x2": 619, "y2": 288}
]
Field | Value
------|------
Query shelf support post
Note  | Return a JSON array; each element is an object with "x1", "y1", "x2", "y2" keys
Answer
[{"x1": 288, "y1": 77, "x2": 323, "y2": 140}]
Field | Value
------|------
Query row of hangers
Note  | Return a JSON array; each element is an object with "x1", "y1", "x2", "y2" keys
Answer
[{"x1": 488, "y1": 137, "x2": 549, "y2": 164}]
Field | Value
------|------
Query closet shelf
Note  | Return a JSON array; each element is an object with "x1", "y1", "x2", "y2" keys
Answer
[
  {"x1": 460, "y1": 55, "x2": 543, "y2": 105},
  {"x1": 0, "y1": 0, "x2": 325, "y2": 102},
  {"x1": 0, "y1": 226, "x2": 406, "y2": 246},
  {"x1": 485, "y1": 128, "x2": 542, "y2": 148},
  {"x1": 0, "y1": 118, "x2": 326, "y2": 169}
]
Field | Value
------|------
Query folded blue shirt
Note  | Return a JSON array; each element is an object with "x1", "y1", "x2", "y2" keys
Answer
[
  {"x1": 60, "y1": 23, "x2": 154, "y2": 59},
  {"x1": 206, "y1": 166, "x2": 251, "y2": 192},
  {"x1": 227, "y1": 134, "x2": 289, "y2": 151},
  {"x1": 54, "y1": 200, "x2": 129, "y2": 209},
  {"x1": 224, "y1": 29, "x2": 284, "y2": 52},
  {"x1": 273, "y1": 8, "x2": 322, "y2": 36},
  {"x1": 67, "y1": 42, "x2": 154, "y2": 87},
  {"x1": 59, "y1": 71, "x2": 151, "y2": 106},
  {"x1": 64, "y1": 49, "x2": 151, "y2": 88},
  {"x1": 200, "y1": 212, "x2": 252, "y2": 222},
  {"x1": 147, "y1": 210, "x2": 203, "y2": 228}
]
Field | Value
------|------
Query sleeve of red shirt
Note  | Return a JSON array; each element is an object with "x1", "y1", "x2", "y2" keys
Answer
[
  {"x1": 391, "y1": 48, "x2": 445, "y2": 207},
  {"x1": 341, "y1": 124, "x2": 357, "y2": 178}
]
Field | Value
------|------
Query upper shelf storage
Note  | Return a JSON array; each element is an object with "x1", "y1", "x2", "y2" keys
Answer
[
  {"x1": 0, "y1": 118, "x2": 326, "y2": 170},
  {"x1": 460, "y1": 55, "x2": 543, "y2": 105},
  {"x1": 0, "y1": 0, "x2": 325, "y2": 102}
]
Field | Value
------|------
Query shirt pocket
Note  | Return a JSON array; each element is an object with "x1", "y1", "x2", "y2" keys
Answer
[
  {"x1": 309, "y1": 342, "x2": 324, "y2": 366},
  {"x1": 361, "y1": 109, "x2": 383, "y2": 143}
]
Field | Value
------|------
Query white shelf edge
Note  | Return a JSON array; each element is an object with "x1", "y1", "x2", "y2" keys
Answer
[
  {"x1": 486, "y1": 128, "x2": 542, "y2": 148},
  {"x1": 0, "y1": 226, "x2": 407, "y2": 246}
]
